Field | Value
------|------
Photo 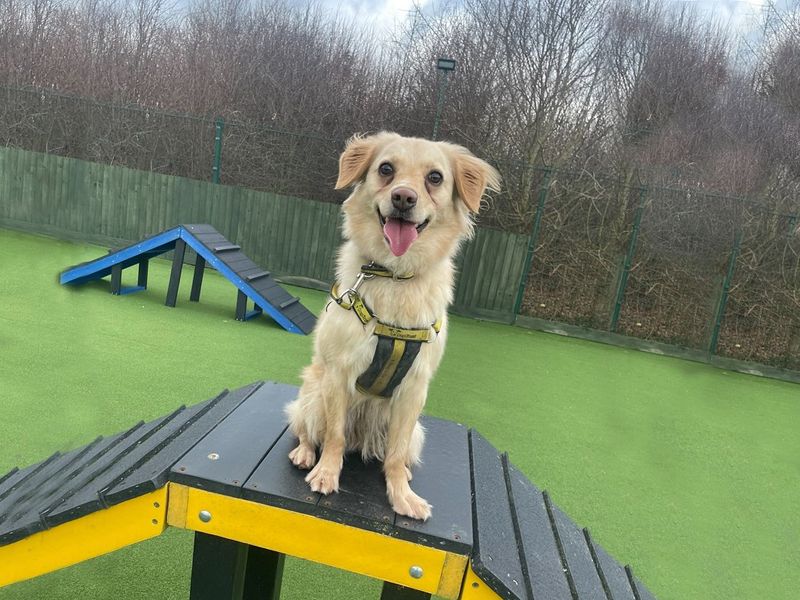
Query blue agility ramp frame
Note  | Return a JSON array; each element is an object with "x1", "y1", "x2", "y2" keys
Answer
[{"x1": 60, "y1": 224, "x2": 316, "y2": 335}]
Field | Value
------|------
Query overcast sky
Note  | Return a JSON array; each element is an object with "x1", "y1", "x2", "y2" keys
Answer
[{"x1": 320, "y1": 0, "x2": 775, "y2": 38}]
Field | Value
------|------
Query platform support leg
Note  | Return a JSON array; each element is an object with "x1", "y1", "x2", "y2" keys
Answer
[
  {"x1": 166, "y1": 239, "x2": 186, "y2": 307},
  {"x1": 380, "y1": 583, "x2": 431, "y2": 600},
  {"x1": 190, "y1": 255, "x2": 206, "y2": 302},
  {"x1": 110, "y1": 264, "x2": 122, "y2": 295},
  {"x1": 137, "y1": 258, "x2": 149, "y2": 288},
  {"x1": 189, "y1": 532, "x2": 284, "y2": 600},
  {"x1": 236, "y1": 290, "x2": 248, "y2": 321}
]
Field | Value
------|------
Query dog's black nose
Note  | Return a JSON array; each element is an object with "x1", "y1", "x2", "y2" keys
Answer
[{"x1": 391, "y1": 188, "x2": 417, "y2": 211}]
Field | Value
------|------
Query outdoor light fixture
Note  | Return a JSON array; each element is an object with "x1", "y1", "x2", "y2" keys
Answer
[
  {"x1": 436, "y1": 58, "x2": 456, "y2": 71},
  {"x1": 432, "y1": 58, "x2": 457, "y2": 140}
]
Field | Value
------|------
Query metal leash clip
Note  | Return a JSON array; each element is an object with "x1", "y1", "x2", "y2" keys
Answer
[{"x1": 333, "y1": 271, "x2": 374, "y2": 307}]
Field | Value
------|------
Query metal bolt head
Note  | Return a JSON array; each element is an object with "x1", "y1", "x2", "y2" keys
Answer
[
  {"x1": 199, "y1": 510, "x2": 212, "y2": 523},
  {"x1": 207, "y1": 453, "x2": 219, "y2": 460},
  {"x1": 409, "y1": 565, "x2": 423, "y2": 579}
]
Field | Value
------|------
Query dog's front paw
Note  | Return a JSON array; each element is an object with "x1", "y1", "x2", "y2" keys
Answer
[
  {"x1": 289, "y1": 443, "x2": 317, "y2": 470},
  {"x1": 391, "y1": 488, "x2": 432, "y2": 521},
  {"x1": 305, "y1": 462, "x2": 341, "y2": 495}
]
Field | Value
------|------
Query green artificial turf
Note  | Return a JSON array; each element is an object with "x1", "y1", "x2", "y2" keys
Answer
[{"x1": 0, "y1": 227, "x2": 798, "y2": 600}]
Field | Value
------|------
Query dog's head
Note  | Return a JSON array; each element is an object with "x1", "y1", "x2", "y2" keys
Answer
[{"x1": 335, "y1": 132, "x2": 500, "y2": 271}]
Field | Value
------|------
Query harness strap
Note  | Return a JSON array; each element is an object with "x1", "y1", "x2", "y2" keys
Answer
[
  {"x1": 330, "y1": 275, "x2": 444, "y2": 398},
  {"x1": 330, "y1": 283, "x2": 442, "y2": 342}
]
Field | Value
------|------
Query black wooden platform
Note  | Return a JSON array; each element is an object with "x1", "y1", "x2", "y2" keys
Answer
[{"x1": 0, "y1": 382, "x2": 657, "y2": 600}]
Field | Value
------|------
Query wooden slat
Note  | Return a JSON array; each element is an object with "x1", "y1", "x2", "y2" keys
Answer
[
  {"x1": 585, "y1": 529, "x2": 636, "y2": 600},
  {"x1": 469, "y1": 430, "x2": 528, "y2": 599},
  {"x1": 505, "y1": 462, "x2": 572, "y2": 600},
  {"x1": 170, "y1": 382, "x2": 296, "y2": 498},
  {"x1": 549, "y1": 501, "x2": 607, "y2": 600}
]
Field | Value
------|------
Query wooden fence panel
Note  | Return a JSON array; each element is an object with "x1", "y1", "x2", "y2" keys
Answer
[{"x1": 0, "y1": 146, "x2": 524, "y2": 312}]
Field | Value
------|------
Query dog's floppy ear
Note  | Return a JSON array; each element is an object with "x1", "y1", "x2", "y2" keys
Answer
[
  {"x1": 452, "y1": 149, "x2": 501, "y2": 214},
  {"x1": 335, "y1": 134, "x2": 380, "y2": 189}
]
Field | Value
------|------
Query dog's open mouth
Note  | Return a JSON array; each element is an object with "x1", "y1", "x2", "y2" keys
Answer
[{"x1": 378, "y1": 211, "x2": 430, "y2": 256}]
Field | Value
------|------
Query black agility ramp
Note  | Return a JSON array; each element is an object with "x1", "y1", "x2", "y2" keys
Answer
[
  {"x1": 0, "y1": 382, "x2": 658, "y2": 600},
  {"x1": 59, "y1": 224, "x2": 316, "y2": 334}
]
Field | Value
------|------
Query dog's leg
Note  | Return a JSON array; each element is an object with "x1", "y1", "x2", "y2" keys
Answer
[
  {"x1": 384, "y1": 399, "x2": 431, "y2": 521},
  {"x1": 305, "y1": 373, "x2": 349, "y2": 495},
  {"x1": 288, "y1": 432, "x2": 317, "y2": 470},
  {"x1": 286, "y1": 366, "x2": 322, "y2": 470}
]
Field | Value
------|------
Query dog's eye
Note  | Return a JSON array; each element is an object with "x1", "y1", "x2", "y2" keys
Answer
[
  {"x1": 378, "y1": 162, "x2": 394, "y2": 177},
  {"x1": 427, "y1": 171, "x2": 443, "y2": 185}
]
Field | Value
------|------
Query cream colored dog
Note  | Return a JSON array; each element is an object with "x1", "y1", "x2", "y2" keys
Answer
[{"x1": 285, "y1": 132, "x2": 500, "y2": 520}]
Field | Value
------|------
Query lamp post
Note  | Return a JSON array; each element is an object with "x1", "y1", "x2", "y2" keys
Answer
[{"x1": 432, "y1": 58, "x2": 456, "y2": 140}]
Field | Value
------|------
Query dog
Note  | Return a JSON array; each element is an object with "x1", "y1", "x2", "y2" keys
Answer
[{"x1": 285, "y1": 132, "x2": 500, "y2": 520}]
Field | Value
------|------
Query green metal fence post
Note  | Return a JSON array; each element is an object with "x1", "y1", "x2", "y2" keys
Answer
[
  {"x1": 512, "y1": 168, "x2": 552, "y2": 317},
  {"x1": 211, "y1": 117, "x2": 224, "y2": 184},
  {"x1": 609, "y1": 186, "x2": 647, "y2": 332},
  {"x1": 708, "y1": 230, "x2": 742, "y2": 354}
]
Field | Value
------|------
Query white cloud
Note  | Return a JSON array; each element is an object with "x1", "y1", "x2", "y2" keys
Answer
[{"x1": 321, "y1": 0, "x2": 430, "y2": 36}]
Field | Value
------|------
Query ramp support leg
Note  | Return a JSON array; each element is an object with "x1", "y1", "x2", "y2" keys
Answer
[
  {"x1": 138, "y1": 258, "x2": 149, "y2": 289},
  {"x1": 190, "y1": 255, "x2": 206, "y2": 302},
  {"x1": 189, "y1": 532, "x2": 284, "y2": 600},
  {"x1": 236, "y1": 290, "x2": 248, "y2": 321},
  {"x1": 380, "y1": 583, "x2": 431, "y2": 600},
  {"x1": 166, "y1": 239, "x2": 187, "y2": 308},
  {"x1": 111, "y1": 264, "x2": 122, "y2": 295}
]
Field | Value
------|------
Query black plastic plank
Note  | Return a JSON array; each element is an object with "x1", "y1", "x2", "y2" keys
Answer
[
  {"x1": 469, "y1": 430, "x2": 528, "y2": 600},
  {"x1": 218, "y1": 254, "x2": 256, "y2": 270},
  {"x1": 183, "y1": 224, "x2": 221, "y2": 235},
  {"x1": 0, "y1": 468, "x2": 20, "y2": 492},
  {"x1": 278, "y1": 297, "x2": 300, "y2": 310},
  {"x1": 315, "y1": 451, "x2": 396, "y2": 534},
  {"x1": 242, "y1": 430, "x2": 321, "y2": 512},
  {"x1": 392, "y1": 416, "x2": 472, "y2": 554},
  {"x1": 43, "y1": 402, "x2": 209, "y2": 526},
  {"x1": 250, "y1": 279, "x2": 281, "y2": 297},
  {"x1": 170, "y1": 382, "x2": 297, "y2": 497},
  {"x1": 191, "y1": 236, "x2": 229, "y2": 249},
  {"x1": 550, "y1": 504, "x2": 607, "y2": 600},
  {"x1": 103, "y1": 384, "x2": 264, "y2": 505},
  {"x1": 586, "y1": 531, "x2": 636, "y2": 600},
  {"x1": 281, "y1": 298, "x2": 310, "y2": 322},
  {"x1": 213, "y1": 244, "x2": 241, "y2": 253},
  {"x1": 0, "y1": 432, "x2": 137, "y2": 546},
  {"x1": 505, "y1": 462, "x2": 571, "y2": 600},
  {"x1": 244, "y1": 270, "x2": 271, "y2": 282},
  {"x1": 0, "y1": 447, "x2": 91, "y2": 519},
  {"x1": 0, "y1": 466, "x2": 38, "y2": 502},
  {"x1": 292, "y1": 313, "x2": 318, "y2": 334},
  {"x1": 627, "y1": 569, "x2": 657, "y2": 600}
]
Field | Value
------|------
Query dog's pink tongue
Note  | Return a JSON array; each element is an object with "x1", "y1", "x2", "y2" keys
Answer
[{"x1": 383, "y1": 218, "x2": 418, "y2": 256}]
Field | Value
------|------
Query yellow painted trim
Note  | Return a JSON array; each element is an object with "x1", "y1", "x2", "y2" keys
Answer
[
  {"x1": 166, "y1": 481, "x2": 189, "y2": 528},
  {"x1": 459, "y1": 564, "x2": 504, "y2": 600},
  {"x1": 0, "y1": 487, "x2": 167, "y2": 588},
  {"x1": 439, "y1": 552, "x2": 469, "y2": 598},
  {"x1": 168, "y1": 484, "x2": 467, "y2": 598}
]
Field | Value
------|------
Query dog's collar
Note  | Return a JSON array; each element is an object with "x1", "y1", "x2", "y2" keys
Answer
[{"x1": 359, "y1": 262, "x2": 414, "y2": 280}]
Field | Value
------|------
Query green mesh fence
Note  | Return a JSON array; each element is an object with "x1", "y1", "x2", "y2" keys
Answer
[
  {"x1": 717, "y1": 211, "x2": 800, "y2": 369},
  {"x1": 616, "y1": 188, "x2": 742, "y2": 348},
  {"x1": 519, "y1": 170, "x2": 634, "y2": 330}
]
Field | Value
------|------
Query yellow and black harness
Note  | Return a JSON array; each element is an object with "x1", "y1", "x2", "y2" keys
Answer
[{"x1": 330, "y1": 263, "x2": 442, "y2": 398}]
